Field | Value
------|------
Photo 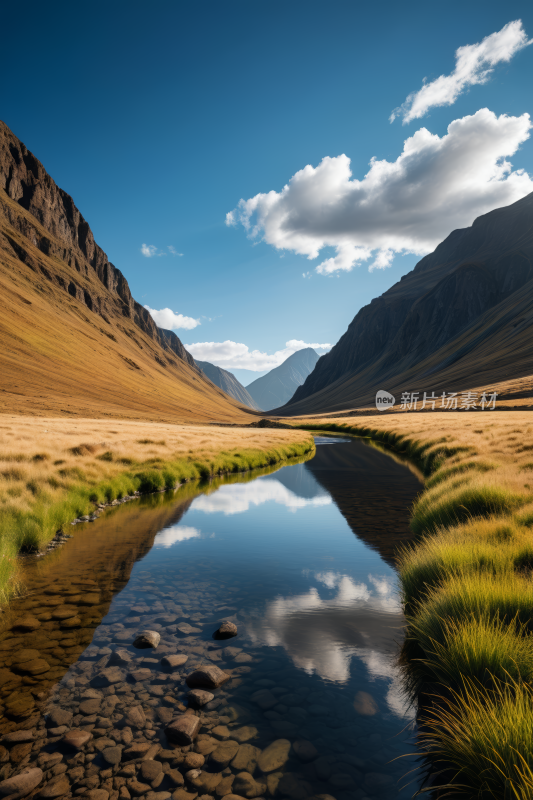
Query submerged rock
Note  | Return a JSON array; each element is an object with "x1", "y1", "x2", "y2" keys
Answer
[
  {"x1": 133, "y1": 630, "x2": 161, "y2": 649},
  {"x1": 165, "y1": 715, "x2": 201, "y2": 745},
  {"x1": 187, "y1": 689, "x2": 214, "y2": 707},
  {"x1": 0, "y1": 767, "x2": 43, "y2": 798},
  {"x1": 213, "y1": 621, "x2": 237, "y2": 639},
  {"x1": 185, "y1": 665, "x2": 230, "y2": 689}
]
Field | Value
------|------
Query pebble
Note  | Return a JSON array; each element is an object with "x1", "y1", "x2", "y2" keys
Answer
[
  {"x1": 37, "y1": 775, "x2": 70, "y2": 798},
  {"x1": 257, "y1": 739, "x2": 291, "y2": 773},
  {"x1": 133, "y1": 631, "x2": 161, "y2": 649},
  {"x1": 187, "y1": 690, "x2": 214, "y2": 707},
  {"x1": 214, "y1": 621, "x2": 237, "y2": 639},
  {"x1": 0, "y1": 767, "x2": 43, "y2": 798},
  {"x1": 160, "y1": 655, "x2": 188, "y2": 671}
]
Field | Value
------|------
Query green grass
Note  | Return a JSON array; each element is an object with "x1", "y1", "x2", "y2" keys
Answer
[{"x1": 419, "y1": 678, "x2": 533, "y2": 799}]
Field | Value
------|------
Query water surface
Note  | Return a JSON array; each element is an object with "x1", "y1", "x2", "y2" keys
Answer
[{"x1": 0, "y1": 437, "x2": 423, "y2": 800}]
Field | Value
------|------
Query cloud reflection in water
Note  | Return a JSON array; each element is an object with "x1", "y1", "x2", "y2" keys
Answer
[
  {"x1": 191, "y1": 476, "x2": 332, "y2": 516},
  {"x1": 154, "y1": 525, "x2": 202, "y2": 548},
  {"x1": 245, "y1": 570, "x2": 413, "y2": 718}
]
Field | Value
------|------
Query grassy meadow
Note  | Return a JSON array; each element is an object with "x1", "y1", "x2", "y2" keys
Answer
[
  {"x1": 293, "y1": 410, "x2": 533, "y2": 798},
  {"x1": 0, "y1": 414, "x2": 314, "y2": 604}
]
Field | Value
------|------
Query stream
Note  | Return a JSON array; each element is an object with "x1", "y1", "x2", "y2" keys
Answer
[{"x1": 0, "y1": 436, "x2": 423, "y2": 800}]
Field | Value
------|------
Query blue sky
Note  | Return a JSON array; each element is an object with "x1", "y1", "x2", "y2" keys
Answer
[{"x1": 3, "y1": 0, "x2": 533, "y2": 384}]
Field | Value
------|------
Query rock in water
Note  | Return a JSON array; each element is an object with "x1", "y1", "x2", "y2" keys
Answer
[
  {"x1": 185, "y1": 665, "x2": 230, "y2": 689},
  {"x1": 132, "y1": 630, "x2": 160, "y2": 649},
  {"x1": 161, "y1": 654, "x2": 188, "y2": 671},
  {"x1": 187, "y1": 689, "x2": 214, "y2": 707},
  {"x1": 214, "y1": 621, "x2": 237, "y2": 639},
  {"x1": 257, "y1": 739, "x2": 291, "y2": 773},
  {"x1": 0, "y1": 767, "x2": 43, "y2": 798},
  {"x1": 165, "y1": 715, "x2": 201, "y2": 745},
  {"x1": 63, "y1": 729, "x2": 92, "y2": 749}
]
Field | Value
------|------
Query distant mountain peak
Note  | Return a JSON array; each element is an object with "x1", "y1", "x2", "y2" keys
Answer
[{"x1": 246, "y1": 348, "x2": 319, "y2": 411}]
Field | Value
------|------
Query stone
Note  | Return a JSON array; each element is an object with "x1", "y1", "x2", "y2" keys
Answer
[
  {"x1": 232, "y1": 772, "x2": 264, "y2": 799},
  {"x1": 193, "y1": 737, "x2": 218, "y2": 756},
  {"x1": 108, "y1": 650, "x2": 133, "y2": 667},
  {"x1": 185, "y1": 666, "x2": 230, "y2": 690},
  {"x1": 12, "y1": 617, "x2": 41, "y2": 632},
  {"x1": 209, "y1": 741, "x2": 239, "y2": 770},
  {"x1": 171, "y1": 791, "x2": 197, "y2": 800},
  {"x1": 231, "y1": 745, "x2": 260, "y2": 774},
  {"x1": 140, "y1": 761, "x2": 162, "y2": 782},
  {"x1": 265, "y1": 773, "x2": 282, "y2": 796},
  {"x1": 119, "y1": 789, "x2": 131, "y2": 800},
  {"x1": 257, "y1": 740, "x2": 291, "y2": 774},
  {"x1": 277, "y1": 774, "x2": 310, "y2": 799},
  {"x1": 214, "y1": 621, "x2": 237, "y2": 640},
  {"x1": 329, "y1": 774, "x2": 354, "y2": 789},
  {"x1": 189, "y1": 772, "x2": 222, "y2": 793},
  {"x1": 128, "y1": 780, "x2": 151, "y2": 796},
  {"x1": 47, "y1": 708, "x2": 73, "y2": 728},
  {"x1": 250, "y1": 690, "x2": 276, "y2": 711},
  {"x1": 133, "y1": 632, "x2": 161, "y2": 650},
  {"x1": 353, "y1": 691, "x2": 378, "y2": 716},
  {"x1": 0, "y1": 768, "x2": 43, "y2": 798},
  {"x1": 176, "y1": 624, "x2": 201, "y2": 636},
  {"x1": 187, "y1": 690, "x2": 214, "y2": 707},
  {"x1": 129, "y1": 669, "x2": 153, "y2": 683},
  {"x1": 166, "y1": 771, "x2": 184, "y2": 787},
  {"x1": 165, "y1": 716, "x2": 201, "y2": 746},
  {"x1": 124, "y1": 706, "x2": 146, "y2": 728},
  {"x1": 215, "y1": 774, "x2": 234, "y2": 797},
  {"x1": 14, "y1": 658, "x2": 50, "y2": 675},
  {"x1": 103, "y1": 746, "x2": 123, "y2": 766},
  {"x1": 1, "y1": 730, "x2": 34, "y2": 744},
  {"x1": 37, "y1": 775, "x2": 70, "y2": 798},
  {"x1": 10, "y1": 743, "x2": 32, "y2": 764},
  {"x1": 313, "y1": 757, "x2": 331, "y2": 781},
  {"x1": 123, "y1": 744, "x2": 152, "y2": 761},
  {"x1": 212, "y1": 726, "x2": 231, "y2": 741},
  {"x1": 292, "y1": 740, "x2": 318, "y2": 763},
  {"x1": 156, "y1": 708, "x2": 174, "y2": 725},
  {"x1": 12, "y1": 649, "x2": 41, "y2": 664},
  {"x1": 160, "y1": 655, "x2": 188, "y2": 672},
  {"x1": 86, "y1": 792, "x2": 109, "y2": 800},
  {"x1": 232, "y1": 727, "x2": 258, "y2": 744},
  {"x1": 63, "y1": 728, "x2": 92, "y2": 749},
  {"x1": 91, "y1": 667, "x2": 125, "y2": 687},
  {"x1": 80, "y1": 699, "x2": 101, "y2": 716},
  {"x1": 183, "y1": 754, "x2": 204, "y2": 770}
]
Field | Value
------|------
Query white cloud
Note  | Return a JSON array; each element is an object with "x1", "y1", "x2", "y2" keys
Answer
[
  {"x1": 192, "y1": 476, "x2": 331, "y2": 515},
  {"x1": 141, "y1": 244, "x2": 183, "y2": 257},
  {"x1": 391, "y1": 20, "x2": 532, "y2": 124},
  {"x1": 186, "y1": 338, "x2": 330, "y2": 371},
  {"x1": 144, "y1": 305, "x2": 200, "y2": 330},
  {"x1": 154, "y1": 525, "x2": 201, "y2": 548},
  {"x1": 227, "y1": 109, "x2": 533, "y2": 274}
]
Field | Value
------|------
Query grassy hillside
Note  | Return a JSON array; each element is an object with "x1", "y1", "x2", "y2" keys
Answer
[{"x1": 290, "y1": 410, "x2": 533, "y2": 796}]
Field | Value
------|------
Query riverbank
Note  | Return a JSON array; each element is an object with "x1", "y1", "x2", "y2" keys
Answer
[
  {"x1": 292, "y1": 411, "x2": 533, "y2": 797},
  {"x1": 0, "y1": 415, "x2": 314, "y2": 604}
]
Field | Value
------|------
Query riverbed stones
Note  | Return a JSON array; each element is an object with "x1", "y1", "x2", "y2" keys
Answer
[
  {"x1": 214, "y1": 621, "x2": 237, "y2": 640},
  {"x1": 103, "y1": 745, "x2": 123, "y2": 766},
  {"x1": 124, "y1": 706, "x2": 146, "y2": 729},
  {"x1": 185, "y1": 666, "x2": 230, "y2": 690},
  {"x1": 187, "y1": 690, "x2": 214, "y2": 707},
  {"x1": 231, "y1": 744, "x2": 260, "y2": 774},
  {"x1": 189, "y1": 771, "x2": 222, "y2": 794},
  {"x1": 129, "y1": 669, "x2": 152, "y2": 683},
  {"x1": 292, "y1": 740, "x2": 318, "y2": 763},
  {"x1": 183, "y1": 754, "x2": 204, "y2": 770},
  {"x1": 140, "y1": 761, "x2": 162, "y2": 782},
  {"x1": 47, "y1": 708, "x2": 72, "y2": 728},
  {"x1": 210, "y1": 741, "x2": 239, "y2": 770},
  {"x1": 257, "y1": 740, "x2": 291, "y2": 773},
  {"x1": 37, "y1": 774, "x2": 70, "y2": 798},
  {"x1": 176, "y1": 624, "x2": 201, "y2": 636},
  {"x1": 63, "y1": 729, "x2": 92, "y2": 749},
  {"x1": 12, "y1": 617, "x2": 41, "y2": 632},
  {"x1": 161, "y1": 655, "x2": 188, "y2": 671},
  {"x1": 0, "y1": 767, "x2": 43, "y2": 798},
  {"x1": 231, "y1": 727, "x2": 258, "y2": 744},
  {"x1": 165, "y1": 716, "x2": 201, "y2": 746},
  {"x1": 133, "y1": 631, "x2": 161, "y2": 649},
  {"x1": 250, "y1": 689, "x2": 277, "y2": 711},
  {"x1": 91, "y1": 667, "x2": 124, "y2": 687},
  {"x1": 232, "y1": 772, "x2": 265, "y2": 799},
  {"x1": 166, "y1": 770, "x2": 184, "y2": 787},
  {"x1": 80, "y1": 698, "x2": 101, "y2": 716},
  {"x1": 1, "y1": 730, "x2": 34, "y2": 744}
]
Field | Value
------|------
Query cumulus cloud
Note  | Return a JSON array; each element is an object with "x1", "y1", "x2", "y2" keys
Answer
[
  {"x1": 227, "y1": 109, "x2": 533, "y2": 274},
  {"x1": 141, "y1": 244, "x2": 183, "y2": 257},
  {"x1": 391, "y1": 20, "x2": 532, "y2": 124},
  {"x1": 186, "y1": 338, "x2": 331, "y2": 371},
  {"x1": 144, "y1": 305, "x2": 200, "y2": 330}
]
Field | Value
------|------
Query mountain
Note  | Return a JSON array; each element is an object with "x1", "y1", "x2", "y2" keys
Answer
[
  {"x1": 0, "y1": 121, "x2": 250, "y2": 422},
  {"x1": 279, "y1": 193, "x2": 533, "y2": 415},
  {"x1": 247, "y1": 348, "x2": 320, "y2": 411},
  {"x1": 195, "y1": 360, "x2": 260, "y2": 409}
]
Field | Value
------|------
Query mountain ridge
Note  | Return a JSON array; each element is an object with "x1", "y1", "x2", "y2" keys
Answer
[
  {"x1": 280, "y1": 193, "x2": 533, "y2": 415},
  {"x1": 247, "y1": 348, "x2": 320, "y2": 411},
  {"x1": 195, "y1": 360, "x2": 261, "y2": 409}
]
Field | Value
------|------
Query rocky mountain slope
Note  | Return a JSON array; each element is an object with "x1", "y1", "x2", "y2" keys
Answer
[
  {"x1": 247, "y1": 348, "x2": 319, "y2": 411},
  {"x1": 0, "y1": 120, "x2": 250, "y2": 422},
  {"x1": 280, "y1": 193, "x2": 533, "y2": 415},
  {"x1": 195, "y1": 360, "x2": 260, "y2": 409}
]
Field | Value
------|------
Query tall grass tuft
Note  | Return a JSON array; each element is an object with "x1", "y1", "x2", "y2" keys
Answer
[{"x1": 418, "y1": 678, "x2": 533, "y2": 799}]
